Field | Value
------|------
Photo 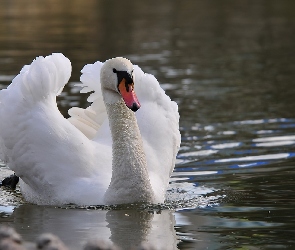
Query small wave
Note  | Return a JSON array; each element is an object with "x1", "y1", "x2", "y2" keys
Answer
[{"x1": 215, "y1": 153, "x2": 294, "y2": 163}]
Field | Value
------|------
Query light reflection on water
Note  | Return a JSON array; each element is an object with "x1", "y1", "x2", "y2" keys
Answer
[{"x1": 1, "y1": 0, "x2": 295, "y2": 249}]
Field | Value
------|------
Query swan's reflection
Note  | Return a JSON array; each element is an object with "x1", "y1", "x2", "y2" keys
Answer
[
  {"x1": 106, "y1": 209, "x2": 177, "y2": 249},
  {"x1": 4, "y1": 205, "x2": 178, "y2": 249}
]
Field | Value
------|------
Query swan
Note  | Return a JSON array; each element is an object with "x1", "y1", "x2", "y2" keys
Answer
[{"x1": 0, "y1": 53, "x2": 180, "y2": 205}]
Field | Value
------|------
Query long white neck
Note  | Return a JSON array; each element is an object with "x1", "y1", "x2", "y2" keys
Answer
[{"x1": 103, "y1": 99, "x2": 155, "y2": 204}]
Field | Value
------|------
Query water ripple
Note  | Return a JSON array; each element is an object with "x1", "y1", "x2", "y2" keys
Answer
[{"x1": 176, "y1": 117, "x2": 295, "y2": 191}]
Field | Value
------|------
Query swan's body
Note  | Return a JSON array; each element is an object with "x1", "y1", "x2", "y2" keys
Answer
[{"x1": 0, "y1": 53, "x2": 180, "y2": 205}]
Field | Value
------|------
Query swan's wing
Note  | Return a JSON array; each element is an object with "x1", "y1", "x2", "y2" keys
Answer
[
  {"x1": 133, "y1": 66, "x2": 181, "y2": 201},
  {"x1": 0, "y1": 54, "x2": 111, "y2": 205},
  {"x1": 0, "y1": 54, "x2": 71, "y2": 163},
  {"x1": 68, "y1": 61, "x2": 108, "y2": 140}
]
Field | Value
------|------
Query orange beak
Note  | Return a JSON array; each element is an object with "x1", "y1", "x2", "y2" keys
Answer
[{"x1": 118, "y1": 78, "x2": 141, "y2": 112}]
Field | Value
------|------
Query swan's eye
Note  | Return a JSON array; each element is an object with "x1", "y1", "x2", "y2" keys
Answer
[{"x1": 113, "y1": 68, "x2": 117, "y2": 73}]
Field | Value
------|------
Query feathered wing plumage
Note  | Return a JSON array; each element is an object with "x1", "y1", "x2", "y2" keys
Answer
[
  {"x1": 0, "y1": 53, "x2": 180, "y2": 205},
  {"x1": 0, "y1": 54, "x2": 111, "y2": 205},
  {"x1": 68, "y1": 61, "x2": 107, "y2": 139}
]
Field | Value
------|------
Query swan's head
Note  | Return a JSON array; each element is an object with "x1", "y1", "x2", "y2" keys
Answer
[{"x1": 100, "y1": 57, "x2": 140, "y2": 112}]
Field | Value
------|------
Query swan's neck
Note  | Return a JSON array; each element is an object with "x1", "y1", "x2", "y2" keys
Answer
[{"x1": 104, "y1": 99, "x2": 155, "y2": 204}]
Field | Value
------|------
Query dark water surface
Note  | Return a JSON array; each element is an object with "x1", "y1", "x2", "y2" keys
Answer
[{"x1": 1, "y1": 0, "x2": 295, "y2": 249}]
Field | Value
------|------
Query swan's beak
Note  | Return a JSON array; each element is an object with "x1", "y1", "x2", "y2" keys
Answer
[{"x1": 118, "y1": 78, "x2": 141, "y2": 112}]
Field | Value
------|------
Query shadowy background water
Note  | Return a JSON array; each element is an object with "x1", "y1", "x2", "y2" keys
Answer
[{"x1": 1, "y1": 0, "x2": 295, "y2": 249}]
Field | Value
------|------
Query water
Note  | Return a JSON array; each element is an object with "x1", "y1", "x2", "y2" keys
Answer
[{"x1": 1, "y1": 0, "x2": 295, "y2": 249}]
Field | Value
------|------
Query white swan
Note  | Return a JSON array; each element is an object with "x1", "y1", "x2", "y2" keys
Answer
[{"x1": 0, "y1": 53, "x2": 180, "y2": 205}]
